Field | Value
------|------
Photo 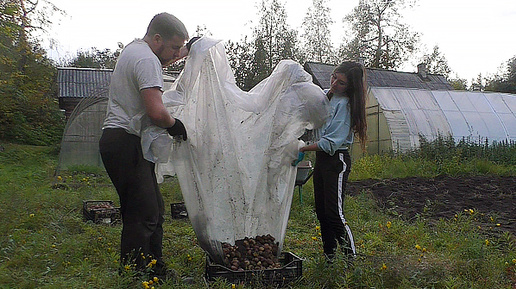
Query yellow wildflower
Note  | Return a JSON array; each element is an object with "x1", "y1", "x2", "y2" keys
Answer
[
  {"x1": 232, "y1": 284, "x2": 236, "y2": 289},
  {"x1": 57, "y1": 176, "x2": 62, "y2": 181},
  {"x1": 381, "y1": 263, "x2": 387, "y2": 270},
  {"x1": 422, "y1": 247, "x2": 427, "y2": 253},
  {"x1": 147, "y1": 259, "x2": 157, "y2": 267},
  {"x1": 485, "y1": 239, "x2": 490, "y2": 246},
  {"x1": 311, "y1": 236, "x2": 317, "y2": 241},
  {"x1": 468, "y1": 209, "x2": 474, "y2": 214},
  {"x1": 415, "y1": 244, "x2": 421, "y2": 251},
  {"x1": 496, "y1": 223, "x2": 501, "y2": 227},
  {"x1": 386, "y1": 221, "x2": 392, "y2": 229},
  {"x1": 315, "y1": 226, "x2": 320, "y2": 230},
  {"x1": 153, "y1": 277, "x2": 158, "y2": 282},
  {"x1": 512, "y1": 258, "x2": 516, "y2": 264},
  {"x1": 29, "y1": 213, "x2": 35, "y2": 218},
  {"x1": 125, "y1": 265, "x2": 131, "y2": 271}
]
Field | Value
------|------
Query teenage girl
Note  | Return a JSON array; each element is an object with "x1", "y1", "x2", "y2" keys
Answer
[{"x1": 298, "y1": 61, "x2": 368, "y2": 260}]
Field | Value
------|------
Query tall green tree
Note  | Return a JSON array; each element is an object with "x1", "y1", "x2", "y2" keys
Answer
[
  {"x1": 340, "y1": 0, "x2": 420, "y2": 69},
  {"x1": 485, "y1": 55, "x2": 516, "y2": 93},
  {"x1": 67, "y1": 45, "x2": 122, "y2": 69},
  {"x1": 249, "y1": 0, "x2": 300, "y2": 86},
  {"x1": 448, "y1": 76, "x2": 468, "y2": 90},
  {"x1": 470, "y1": 73, "x2": 485, "y2": 91},
  {"x1": 419, "y1": 45, "x2": 451, "y2": 79},
  {"x1": 0, "y1": 0, "x2": 65, "y2": 145},
  {"x1": 300, "y1": 0, "x2": 336, "y2": 64},
  {"x1": 226, "y1": 37, "x2": 255, "y2": 90}
]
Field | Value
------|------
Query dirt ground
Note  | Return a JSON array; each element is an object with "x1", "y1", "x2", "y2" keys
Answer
[{"x1": 346, "y1": 175, "x2": 516, "y2": 235}]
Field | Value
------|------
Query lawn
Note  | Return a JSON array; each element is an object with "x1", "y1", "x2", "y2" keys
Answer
[{"x1": 0, "y1": 142, "x2": 515, "y2": 288}]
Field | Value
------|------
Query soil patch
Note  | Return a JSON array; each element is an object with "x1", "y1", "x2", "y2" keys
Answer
[{"x1": 346, "y1": 175, "x2": 516, "y2": 235}]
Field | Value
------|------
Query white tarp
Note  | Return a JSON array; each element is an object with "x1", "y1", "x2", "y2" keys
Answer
[{"x1": 141, "y1": 37, "x2": 330, "y2": 262}]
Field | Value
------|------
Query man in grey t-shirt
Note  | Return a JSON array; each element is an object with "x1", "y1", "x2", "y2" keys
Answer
[{"x1": 99, "y1": 12, "x2": 195, "y2": 280}]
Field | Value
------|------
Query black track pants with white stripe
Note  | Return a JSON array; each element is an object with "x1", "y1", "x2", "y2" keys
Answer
[{"x1": 313, "y1": 150, "x2": 356, "y2": 257}]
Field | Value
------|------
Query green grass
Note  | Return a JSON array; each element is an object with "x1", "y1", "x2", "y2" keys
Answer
[{"x1": 0, "y1": 142, "x2": 515, "y2": 288}]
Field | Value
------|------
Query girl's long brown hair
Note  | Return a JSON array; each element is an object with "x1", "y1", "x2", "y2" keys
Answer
[{"x1": 333, "y1": 61, "x2": 368, "y2": 152}]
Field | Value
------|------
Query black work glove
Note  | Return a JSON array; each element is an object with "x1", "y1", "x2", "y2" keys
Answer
[
  {"x1": 167, "y1": 118, "x2": 187, "y2": 141},
  {"x1": 186, "y1": 36, "x2": 201, "y2": 51}
]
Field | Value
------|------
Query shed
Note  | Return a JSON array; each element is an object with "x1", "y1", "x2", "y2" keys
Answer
[
  {"x1": 304, "y1": 62, "x2": 516, "y2": 159},
  {"x1": 57, "y1": 67, "x2": 112, "y2": 119},
  {"x1": 57, "y1": 67, "x2": 178, "y2": 170}
]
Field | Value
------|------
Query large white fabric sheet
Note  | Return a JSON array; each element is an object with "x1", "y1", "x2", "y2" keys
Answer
[{"x1": 141, "y1": 37, "x2": 330, "y2": 261}]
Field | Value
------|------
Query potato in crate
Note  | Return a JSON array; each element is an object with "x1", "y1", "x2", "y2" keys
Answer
[
  {"x1": 206, "y1": 251, "x2": 302, "y2": 286},
  {"x1": 82, "y1": 200, "x2": 121, "y2": 225}
]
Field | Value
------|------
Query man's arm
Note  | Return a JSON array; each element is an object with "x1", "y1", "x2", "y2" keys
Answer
[{"x1": 141, "y1": 87, "x2": 176, "y2": 128}]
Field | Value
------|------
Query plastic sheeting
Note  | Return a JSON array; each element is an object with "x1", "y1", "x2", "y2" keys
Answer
[
  {"x1": 141, "y1": 37, "x2": 330, "y2": 262},
  {"x1": 370, "y1": 87, "x2": 516, "y2": 153}
]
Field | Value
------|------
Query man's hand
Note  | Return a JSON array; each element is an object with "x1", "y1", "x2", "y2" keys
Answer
[{"x1": 167, "y1": 118, "x2": 187, "y2": 141}]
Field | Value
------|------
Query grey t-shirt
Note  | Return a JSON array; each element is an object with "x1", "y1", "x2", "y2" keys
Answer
[{"x1": 102, "y1": 39, "x2": 164, "y2": 136}]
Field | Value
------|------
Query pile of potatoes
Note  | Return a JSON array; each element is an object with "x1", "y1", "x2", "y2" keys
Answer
[{"x1": 221, "y1": 234, "x2": 281, "y2": 271}]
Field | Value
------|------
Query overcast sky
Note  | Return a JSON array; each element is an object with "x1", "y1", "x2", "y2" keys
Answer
[{"x1": 43, "y1": 0, "x2": 516, "y2": 83}]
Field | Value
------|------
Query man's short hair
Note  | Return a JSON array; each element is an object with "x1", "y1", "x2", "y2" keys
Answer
[{"x1": 146, "y1": 12, "x2": 188, "y2": 41}]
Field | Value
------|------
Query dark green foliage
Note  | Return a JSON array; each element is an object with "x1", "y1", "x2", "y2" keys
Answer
[
  {"x1": 66, "y1": 47, "x2": 120, "y2": 69},
  {"x1": 485, "y1": 55, "x2": 516, "y2": 93},
  {"x1": 340, "y1": 0, "x2": 420, "y2": 69},
  {"x1": 409, "y1": 135, "x2": 516, "y2": 167},
  {"x1": 0, "y1": 0, "x2": 65, "y2": 145}
]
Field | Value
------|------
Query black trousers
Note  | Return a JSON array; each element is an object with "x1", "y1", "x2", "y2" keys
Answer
[
  {"x1": 99, "y1": 128, "x2": 165, "y2": 269},
  {"x1": 313, "y1": 149, "x2": 356, "y2": 257}
]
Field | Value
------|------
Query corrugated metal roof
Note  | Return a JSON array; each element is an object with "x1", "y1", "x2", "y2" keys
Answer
[
  {"x1": 304, "y1": 62, "x2": 453, "y2": 91},
  {"x1": 57, "y1": 67, "x2": 179, "y2": 98},
  {"x1": 58, "y1": 67, "x2": 113, "y2": 98}
]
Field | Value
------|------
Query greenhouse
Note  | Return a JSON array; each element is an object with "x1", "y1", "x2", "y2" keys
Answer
[
  {"x1": 304, "y1": 62, "x2": 516, "y2": 159},
  {"x1": 56, "y1": 67, "x2": 177, "y2": 171},
  {"x1": 57, "y1": 62, "x2": 516, "y2": 170}
]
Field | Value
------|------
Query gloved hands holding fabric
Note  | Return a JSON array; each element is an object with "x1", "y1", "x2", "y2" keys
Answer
[
  {"x1": 167, "y1": 118, "x2": 187, "y2": 141},
  {"x1": 291, "y1": 151, "x2": 305, "y2": 166}
]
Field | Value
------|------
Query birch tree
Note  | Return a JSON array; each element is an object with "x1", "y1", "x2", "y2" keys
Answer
[
  {"x1": 340, "y1": 0, "x2": 420, "y2": 69},
  {"x1": 300, "y1": 0, "x2": 335, "y2": 63}
]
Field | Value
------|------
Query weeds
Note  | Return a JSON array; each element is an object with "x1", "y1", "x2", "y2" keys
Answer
[{"x1": 0, "y1": 142, "x2": 515, "y2": 288}]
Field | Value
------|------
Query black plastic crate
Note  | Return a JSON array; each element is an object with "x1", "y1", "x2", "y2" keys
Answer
[
  {"x1": 206, "y1": 251, "x2": 302, "y2": 286},
  {"x1": 82, "y1": 200, "x2": 121, "y2": 225},
  {"x1": 170, "y1": 202, "x2": 188, "y2": 219}
]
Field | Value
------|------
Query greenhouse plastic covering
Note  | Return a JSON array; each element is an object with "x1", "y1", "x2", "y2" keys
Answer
[
  {"x1": 139, "y1": 37, "x2": 330, "y2": 262},
  {"x1": 371, "y1": 87, "x2": 516, "y2": 152}
]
